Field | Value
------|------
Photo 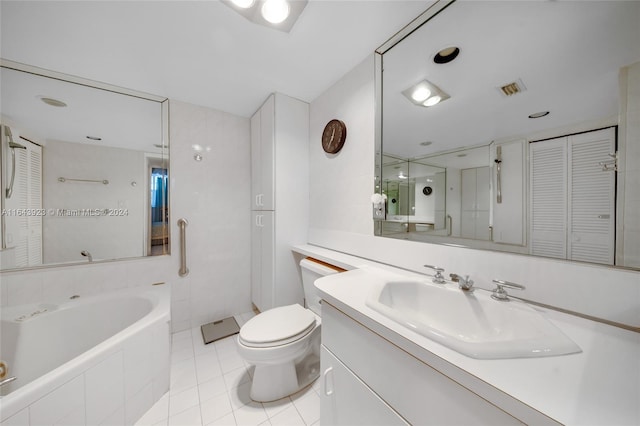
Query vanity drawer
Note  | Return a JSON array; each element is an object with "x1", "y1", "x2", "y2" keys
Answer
[{"x1": 321, "y1": 302, "x2": 526, "y2": 425}]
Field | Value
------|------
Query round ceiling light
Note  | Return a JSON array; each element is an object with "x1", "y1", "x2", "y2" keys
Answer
[
  {"x1": 434, "y1": 46, "x2": 460, "y2": 64},
  {"x1": 262, "y1": 0, "x2": 290, "y2": 24},
  {"x1": 230, "y1": 0, "x2": 255, "y2": 8}
]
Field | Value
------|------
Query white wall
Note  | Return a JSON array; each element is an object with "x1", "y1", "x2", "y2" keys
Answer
[
  {"x1": 308, "y1": 54, "x2": 640, "y2": 328},
  {"x1": 0, "y1": 99, "x2": 252, "y2": 334},
  {"x1": 309, "y1": 56, "x2": 375, "y2": 235}
]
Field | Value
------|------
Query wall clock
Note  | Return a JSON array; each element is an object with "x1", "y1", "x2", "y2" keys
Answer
[{"x1": 322, "y1": 119, "x2": 347, "y2": 154}]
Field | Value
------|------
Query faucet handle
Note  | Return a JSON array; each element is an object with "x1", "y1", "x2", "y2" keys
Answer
[
  {"x1": 423, "y1": 264, "x2": 446, "y2": 284},
  {"x1": 491, "y1": 279, "x2": 525, "y2": 301}
]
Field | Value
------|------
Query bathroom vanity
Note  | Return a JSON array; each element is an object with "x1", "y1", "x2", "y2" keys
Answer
[{"x1": 293, "y1": 245, "x2": 640, "y2": 425}]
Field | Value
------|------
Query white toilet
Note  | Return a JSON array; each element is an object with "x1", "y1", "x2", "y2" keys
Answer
[{"x1": 237, "y1": 258, "x2": 340, "y2": 402}]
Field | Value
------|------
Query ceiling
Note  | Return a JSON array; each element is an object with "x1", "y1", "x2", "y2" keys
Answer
[{"x1": 0, "y1": 0, "x2": 432, "y2": 118}]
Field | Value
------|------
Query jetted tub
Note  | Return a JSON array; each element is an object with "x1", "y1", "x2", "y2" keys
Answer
[{"x1": 0, "y1": 284, "x2": 171, "y2": 425}]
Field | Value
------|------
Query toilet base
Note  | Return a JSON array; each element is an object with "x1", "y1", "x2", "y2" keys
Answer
[{"x1": 249, "y1": 352, "x2": 320, "y2": 402}]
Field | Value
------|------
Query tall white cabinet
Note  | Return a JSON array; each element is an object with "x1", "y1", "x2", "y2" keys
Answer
[{"x1": 250, "y1": 93, "x2": 309, "y2": 312}]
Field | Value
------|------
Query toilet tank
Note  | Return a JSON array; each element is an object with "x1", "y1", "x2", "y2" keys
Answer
[{"x1": 300, "y1": 258, "x2": 341, "y2": 315}]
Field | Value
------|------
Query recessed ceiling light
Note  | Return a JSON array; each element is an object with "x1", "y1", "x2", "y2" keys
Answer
[
  {"x1": 262, "y1": 0, "x2": 290, "y2": 24},
  {"x1": 528, "y1": 111, "x2": 550, "y2": 119},
  {"x1": 39, "y1": 96, "x2": 67, "y2": 107},
  {"x1": 456, "y1": 153, "x2": 467, "y2": 158},
  {"x1": 86, "y1": 136, "x2": 102, "y2": 141},
  {"x1": 434, "y1": 46, "x2": 460, "y2": 64},
  {"x1": 419, "y1": 141, "x2": 433, "y2": 146}
]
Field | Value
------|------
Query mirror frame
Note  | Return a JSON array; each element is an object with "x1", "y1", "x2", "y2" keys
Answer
[
  {"x1": 373, "y1": 0, "x2": 639, "y2": 271},
  {"x1": 0, "y1": 59, "x2": 170, "y2": 272}
]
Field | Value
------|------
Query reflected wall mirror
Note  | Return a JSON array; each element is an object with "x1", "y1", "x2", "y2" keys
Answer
[
  {"x1": 374, "y1": 0, "x2": 640, "y2": 270},
  {"x1": 0, "y1": 60, "x2": 170, "y2": 271}
]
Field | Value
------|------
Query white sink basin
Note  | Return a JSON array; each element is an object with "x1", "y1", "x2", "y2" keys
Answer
[{"x1": 365, "y1": 280, "x2": 581, "y2": 359}]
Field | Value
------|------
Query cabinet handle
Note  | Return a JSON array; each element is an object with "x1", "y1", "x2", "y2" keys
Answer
[
  {"x1": 255, "y1": 215, "x2": 264, "y2": 227},
  {"x1": 323, "y1": 367, "x2": 334, "y2": 396}
]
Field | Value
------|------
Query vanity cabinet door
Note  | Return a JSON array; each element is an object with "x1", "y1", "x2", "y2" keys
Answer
[{"x1": 320, "y1": 346, "x2": 408, "y2": 426}]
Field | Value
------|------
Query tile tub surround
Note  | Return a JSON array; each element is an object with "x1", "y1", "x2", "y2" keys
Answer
[{"x1": 136, "y1": 312, "x2": 321, "y2": 426}]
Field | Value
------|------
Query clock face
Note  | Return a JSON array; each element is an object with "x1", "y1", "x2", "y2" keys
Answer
[{"x1": 322, "y1": 119, "x2": 347, "y2": 154}]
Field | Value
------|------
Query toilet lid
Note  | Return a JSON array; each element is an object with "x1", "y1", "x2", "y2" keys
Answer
[{"x1": 239, "y1": 304, "x2": 316, "y2": 348}]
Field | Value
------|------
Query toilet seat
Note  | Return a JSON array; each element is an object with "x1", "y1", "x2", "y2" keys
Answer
[{"x1": 239, "y1": 304, "x2": 316, "y2": 348}]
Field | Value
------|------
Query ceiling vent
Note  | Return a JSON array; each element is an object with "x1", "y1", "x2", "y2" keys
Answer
[{"x1": 498, "y1": 79, "x2": 527, "y2": 97}]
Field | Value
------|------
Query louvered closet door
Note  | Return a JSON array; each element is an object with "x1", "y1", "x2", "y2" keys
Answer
[
  {"x1": 568, "y1": 128, "x2": 615, "y2": 265},
  {"x1": 530, "y1": 137, "x2": 568, "y2": 259},
  {"x1": 27, "y1": 144, "x2": 43, "y2": 266}
]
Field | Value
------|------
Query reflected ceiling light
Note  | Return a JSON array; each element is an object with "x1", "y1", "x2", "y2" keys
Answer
[
  {"x1": 398, "y1": 171, "x2": 408, "y2": 179},
  {"x1": 433, "y1": 46, "x2": 460, "y2": 64},
  {"x1": 221, "y1": 0, "x2": 307, "y2": 33},
  {"x1": 402, "y1": 79, "x2": 450, "y2": 109},
  {"x1": 262, "y1": 0, "x2": 290, "y2": 24}
]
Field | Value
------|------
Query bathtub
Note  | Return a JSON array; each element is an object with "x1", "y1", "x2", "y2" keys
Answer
[{"x1": 0, "y1": 284, "x2": 171, "y2": 425}]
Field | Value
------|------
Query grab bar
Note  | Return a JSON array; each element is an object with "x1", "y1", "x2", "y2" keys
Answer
[
  {"x1": 0, "y1": 376, "x2": 16, "y2": 387},
  {"x1": 495, "y1": 145, "x2": 502, "y2": 204},
  {"x1": 178, "y1": 218, "x2": 189, "y2": 277},
  {"x1": 58, "y1": 177, "x2": 109, "y2": 185}
]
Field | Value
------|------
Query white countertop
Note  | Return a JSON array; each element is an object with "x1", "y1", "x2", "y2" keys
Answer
[{"x1": 294, "y1": 244, "x2": 640, "y2": 425}]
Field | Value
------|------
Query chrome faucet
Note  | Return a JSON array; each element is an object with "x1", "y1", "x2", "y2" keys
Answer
[
  {"x1": 81, "y1": 250, "x2": 93, "y2": 262},
  {"x1": 424, "y1": 265, "x2": 446, "y2": 284},
  {"x1": 449, "y1": 273, "x2": 474, "y2": 291}
]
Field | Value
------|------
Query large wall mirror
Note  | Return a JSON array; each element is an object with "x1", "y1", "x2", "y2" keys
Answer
[
  {"x1": 0, "y1": 60, "x2": 170, "y2": 271},
  {"x1": 375, "y1": 0, "x2": 640, "y2": 270}
]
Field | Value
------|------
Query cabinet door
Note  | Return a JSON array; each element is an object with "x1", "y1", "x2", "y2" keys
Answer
[
  {"x1": 567, "y1": 128, "x2": 615, "y2": 265},
  {"x1": 250, "y1": 95, "x2": 275, "y2": 210},
  {"x1": 320, "y1": 346, "x2": 408, "y2": 426},
  {"x1": 251, "y1": 211, "x2": 274, "y2": 311},
  {"x1": 260, "y1": 95, "x2": 275, "y2": 210},
  {"x1": 250, "y1": 109, "x2": 262, "y2": 209}
]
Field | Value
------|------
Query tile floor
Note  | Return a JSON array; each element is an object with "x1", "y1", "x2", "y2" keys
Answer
[{"x1": 135, "y1": 313, "x2": 321, "y2": 426}]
